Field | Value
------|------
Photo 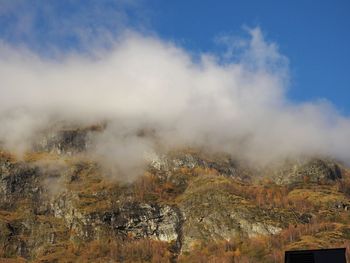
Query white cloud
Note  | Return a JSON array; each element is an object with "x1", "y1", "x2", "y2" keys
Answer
[{"x1": 0, "y1": 28, "x2": 349, "y2": 179}]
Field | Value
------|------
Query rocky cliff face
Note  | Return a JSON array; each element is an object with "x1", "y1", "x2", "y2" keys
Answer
[
  {"x1": 271, "y1": 158, "x2": 343, "y2": 185},
  {"x1": 0, "y1": 126, "x2": 350, "y2": 262},
  {"x1": 0, "y1": 154, "x2": 183, "y2": 260},
  {"x1": 177, "y1": 174, "x2": 284, "y2": 251}
]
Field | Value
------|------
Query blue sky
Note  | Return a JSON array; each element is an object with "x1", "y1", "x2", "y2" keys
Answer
[
  {"x1": 149, "y1": 0, "x2": 350, "y2": 115},
  {"x1": 0, "y1": 0, "x2": 349, "y2": 114}
]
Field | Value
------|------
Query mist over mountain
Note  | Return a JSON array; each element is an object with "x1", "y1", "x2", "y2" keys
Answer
[{"x1": 0, "y1": 28, "x2": 350, "y2": 182}]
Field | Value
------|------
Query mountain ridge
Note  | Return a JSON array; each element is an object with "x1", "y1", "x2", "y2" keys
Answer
[{"x1": 0, "y1": 125, "x2": 350, "y2": 262}]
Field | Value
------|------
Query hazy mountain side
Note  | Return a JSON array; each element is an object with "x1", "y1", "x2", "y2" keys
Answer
[
  {"x1": 0, "y1": 126, "x2": 350, "y2": 262},
  {"x1": 266, "y1": 158, "x2": 345, "y2": 185},
  {"x1": 33, "y1": 123, "x2": 106, "y2": 155}
]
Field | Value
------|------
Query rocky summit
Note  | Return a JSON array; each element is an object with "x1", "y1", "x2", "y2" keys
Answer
[{"x1": 1, "y1": 127, "x2": 350, "y2": 262}]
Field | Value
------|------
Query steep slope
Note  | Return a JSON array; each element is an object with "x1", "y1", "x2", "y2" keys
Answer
[{"x1": 0, "y1": 126, "x2": 350, "y2": 262}]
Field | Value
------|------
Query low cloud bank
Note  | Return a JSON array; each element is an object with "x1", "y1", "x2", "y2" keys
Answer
[{"x1": 0, "y1": 28, "x2": 349, "y2": 178}]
